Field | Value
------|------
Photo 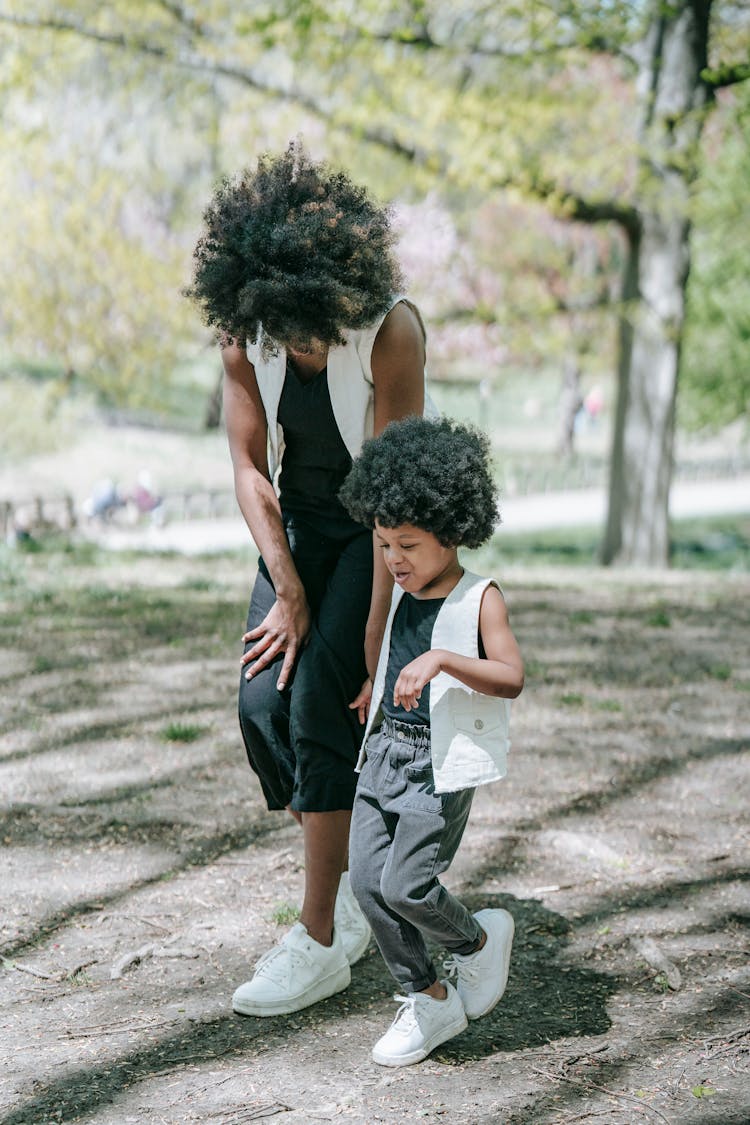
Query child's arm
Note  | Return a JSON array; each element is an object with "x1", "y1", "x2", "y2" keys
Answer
[{"x1": 393, "y1": 585, "x2": 524, "y2": 712}]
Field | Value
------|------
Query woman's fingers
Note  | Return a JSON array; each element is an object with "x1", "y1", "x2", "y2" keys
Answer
[
  {"x1": 244, "y1": 636, "x2": 286, "y2": 680},
  {"x1": 276, "y1": 643, "x2": 298, "y2": 692},
  {"x1": 241, "y1": 631, "x2": 277, "y2": 666}
]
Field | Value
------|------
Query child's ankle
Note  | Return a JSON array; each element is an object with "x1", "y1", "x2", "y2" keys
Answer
[{"x1": 421, "y1": 981, "x2": 448, "y2": 1001}]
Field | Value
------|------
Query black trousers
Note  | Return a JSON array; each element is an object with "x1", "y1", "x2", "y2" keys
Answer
[{"x1": 238, "y1": 515, "x2": 373, "y2": 813}]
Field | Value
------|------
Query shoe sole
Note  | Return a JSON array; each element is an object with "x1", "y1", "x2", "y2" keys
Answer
[
  {"x1": 464, "y1": 908, "x2": 515, "y2": 1021},
  {"x1": 371, "y1": 1010, "x2": 468, "y2": 1068},
  {"x1": 232, "y1": 962, "x2": 351, "y2": 1017}
]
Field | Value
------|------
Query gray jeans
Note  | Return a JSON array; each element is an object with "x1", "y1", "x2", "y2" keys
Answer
[{"x1": 349, "y1": 719, "x2": 482, "y2": 992}]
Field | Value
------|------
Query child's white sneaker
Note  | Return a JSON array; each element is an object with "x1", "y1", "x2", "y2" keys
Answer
[
  {"x1": 232, "y1": 922, "x2": 350, "y2": 1017},
  {"x1": 334, "y1": 871, "x2": 372, "y2": 965},
  {"x1": 444, "y1": 907, "x2": 514, "y2": 1020},
  {"x1": 371, "y1": 981, "x2": 467, "y2": 1067}
]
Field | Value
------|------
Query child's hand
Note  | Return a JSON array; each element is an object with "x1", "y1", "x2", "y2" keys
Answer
[
  {"x1": 349, "y1": 677, "x2": 373, "y2": 725},
  {"x1": 393, "y1": 650, "x2": 444, "y2": 712}
]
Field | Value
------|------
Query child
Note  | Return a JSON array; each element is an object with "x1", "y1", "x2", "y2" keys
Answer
[{"x1": 338, "y1": 415, "x2": 524, "y2": 1068}]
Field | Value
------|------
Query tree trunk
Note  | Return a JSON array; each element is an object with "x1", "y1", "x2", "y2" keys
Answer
[
  {"x1": 203, "y1": 365, "x2": 224, "y2": 430},
  {"x1": 601, "y1": 0, "x2": 711, "y2": 566},
  {"x1": 557, "y1": 355, "x2": 583, "y2": 460}
]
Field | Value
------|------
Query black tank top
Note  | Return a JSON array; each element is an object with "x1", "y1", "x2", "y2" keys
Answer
[
  {"x1": 277, "y1": 362, "x2": 363, "y2": 536},
  {"x1": 382, "y1": 594, "x2": 446, "y2": 726}
]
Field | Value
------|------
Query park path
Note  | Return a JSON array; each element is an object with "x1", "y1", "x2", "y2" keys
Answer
[{"x1": 85, "y1": 475, "x2": 750, "y2": 555}]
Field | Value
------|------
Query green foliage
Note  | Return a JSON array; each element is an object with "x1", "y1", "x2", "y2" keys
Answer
[
  {"x1": 646, "y1": 609, "x2": 672, "y2": 628},
  {"x1": 160, "y1": 722, "x2": 207, "y2": 742},
  {"x1": 682, "y1": 86, "x2": 750, "y2": 431},
  {"x1": 272, "y1": 902, "x2": 301, "y2": 926},
  {"x1": 0, "y1": 376, "x2": 90, "y2": 461},
  {"x1": 465, "y1": 514, "x2": 750, "y2": 573},
  {"x1": 560, "y1": 692, "x2": 584, "y2": 707},
  {"x1": 0, "y1": 0, "x2": 748, "y2": 444}
]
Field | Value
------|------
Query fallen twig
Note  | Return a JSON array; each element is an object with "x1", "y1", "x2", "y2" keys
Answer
[
  {"x1": 1, "y1": 956, "x2": 57, "y2": 980},
  {"x1": 631, "y1": 937, "x2": 681, "y2": 991},
  {"x1": 206, "y1": 1105, "x2": 291, "y2": 1122},
  {"x1": 110, "y1": 934, "x2": 190, "y2": 978},
  {"x1": 530, "y1": 1065, "x2": 672, "y2": 1125},
  {"x1": 66, "y1": 958, "x2": 98, "y2": 979},
  {"x1": 115, "y1": 913, "x2": 173, "y2": 933},
  {"x1": 700, "y1": 1024, "x2": 750, "y2": 1047},
  {"x1": 110, "y1": 942, "x2": 158, "y2": 979},
  {"x1": 60, "y1": 1018, "x2": 175, "y2": 1039},
  {"x1": 152, "y1": 946, "x2": 199, "y2": 960}
]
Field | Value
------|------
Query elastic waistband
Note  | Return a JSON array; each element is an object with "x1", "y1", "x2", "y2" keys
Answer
[{"x1": 380, "y1": 714, "x2": 431, "y2": 750}]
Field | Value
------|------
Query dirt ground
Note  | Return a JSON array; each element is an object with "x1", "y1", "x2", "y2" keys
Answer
[{"x1": 0, "y1": 544, "x2": 748, "y2": 1125}]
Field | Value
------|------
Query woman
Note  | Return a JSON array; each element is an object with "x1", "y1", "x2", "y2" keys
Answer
[{"x1": 188, "y1": 142, "x2": 429, "y2": 1016}]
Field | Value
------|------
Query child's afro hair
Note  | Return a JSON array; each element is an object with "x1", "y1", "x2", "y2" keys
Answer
[
  {"x1": 186, "y1": 140, "x2": 403, "y2": 354},
  {"x1": 340, "y1": 416, "x2": 500, "y2": 549}
]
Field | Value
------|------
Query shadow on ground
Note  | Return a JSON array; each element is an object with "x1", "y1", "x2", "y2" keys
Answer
[{"x1": 0, "y1": 895, "x2": 614, "y2": 1125}]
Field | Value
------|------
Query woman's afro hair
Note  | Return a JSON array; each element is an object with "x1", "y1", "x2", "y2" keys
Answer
[
  {"x1": 186, "y1": 140, "x2": 403, "y2": 353},
  {"x1": 340, "y1": 416, "x2": 500, "y2": 549}
]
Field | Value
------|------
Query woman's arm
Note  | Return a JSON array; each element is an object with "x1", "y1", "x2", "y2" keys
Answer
[
  {"x1": 222, "y1": 342, "x2": 310, "y2": 690},
  {"x1": 392, "y1": 585, "x2": 524, "y2": 711},
  {"x1": 365, "y1": 302, "x2": 427, "y2": 678}
]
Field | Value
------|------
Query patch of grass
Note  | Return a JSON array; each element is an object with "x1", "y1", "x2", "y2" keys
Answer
[
  {"x1": 0, "y1": 546, "x2": 28, "y2": 589},
  {"x1": 521, "y1": 658, "x2": 546, "y2": 681},
  {"x1": 160, "y1": 722, "x2": 207, "y2": 743},
  {"x1": 707, "y1": 663, "x2": 732, "y2": 681},
  {"x1": 646, "y1": 608, "x2": 671, "y2": 627},
  {"x1": 593, "y1": 698, "x2": 623, "y2": 712},
  {"x1": 560, "y1": 692, "x2": 584, "y2": 707},
  {"x1": 466, "y1": 513, "x2": 750, "y2": 572},
  {"x1": 272, "y1": 902, "x2": 300, "y2": 926},
  {"x1": 180, "y1": 577, "x2": 217, "y2": 592}
]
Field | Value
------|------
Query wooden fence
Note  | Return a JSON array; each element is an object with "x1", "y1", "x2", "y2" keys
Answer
[{"x1": 1, "y1": 489, "x2": 238, "y2": 540}]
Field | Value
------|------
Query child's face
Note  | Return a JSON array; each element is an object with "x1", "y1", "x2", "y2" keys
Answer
[{"x1": 374, "y1": 521, "x2": 461, "y2": 598}]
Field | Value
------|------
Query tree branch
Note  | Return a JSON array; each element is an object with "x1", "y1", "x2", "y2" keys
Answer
[
  {"x1": 0, "y1": 10, "x2": 428, "y2": 163},
  {"x1": 152, "y1": 0, "x2": 207, "y2": 40},
  {"x1": 0, "y1": 9, "x2": 639, "y2": 232},
  {"x1": 701, "y1": 61, "x2": 750, "y2": 90}
]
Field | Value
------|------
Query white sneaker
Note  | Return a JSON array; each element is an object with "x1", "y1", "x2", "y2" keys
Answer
[
  {"x1": 444, "y1": 907, "x2": 514, "y2": 1020},
  {"x1": 335, "y1": 871, "x2": 372, "y2": 965},
  {"x1": 232, "y1": 922, "x2": 351, "y2": 1017},
  {"x1": 371, "y1": 981, "x2": 467, "y2": 1067}
]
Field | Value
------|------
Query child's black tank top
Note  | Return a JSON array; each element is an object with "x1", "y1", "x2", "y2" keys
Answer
[
  {"x1": 382, "y1": 594, "x2": 446, "y2": 727},
  {"x1": 277, "y1": 362, "x2": 363, "y2": 538}
]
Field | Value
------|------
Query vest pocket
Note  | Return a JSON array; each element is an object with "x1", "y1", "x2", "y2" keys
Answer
[{"x1": 449, "y1": 691, "x2": 506, "y2": 737}]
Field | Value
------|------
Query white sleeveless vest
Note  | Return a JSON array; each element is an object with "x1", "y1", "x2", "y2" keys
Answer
[
  {"x1": 358, "y1": 570, "x2": 512, "y2": 793},
  {"x1": 246, "y1": 296, "x2": 437, "y2": 482}
]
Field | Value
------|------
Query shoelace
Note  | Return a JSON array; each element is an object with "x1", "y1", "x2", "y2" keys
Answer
[
  {"x1": 254, "y1": 935, "x2": 311, "y2": 978},
  {"x1": 390, "y1": 994, "x2": 419, "y2": 1032},
  {"x1": 444, "y1": 955, "x2": 479, "y2": 989}
]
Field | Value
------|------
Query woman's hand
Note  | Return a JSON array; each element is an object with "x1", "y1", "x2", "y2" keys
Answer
[
  {"x1": 349, "y1": 677, "x2": 373, "y2": 725},
  {"x1": 242, "y1": 594, "x2": 311, "y2": 691},
  {"x1": 393, "y1": 650, "x2": 444, "y2": 712}
]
